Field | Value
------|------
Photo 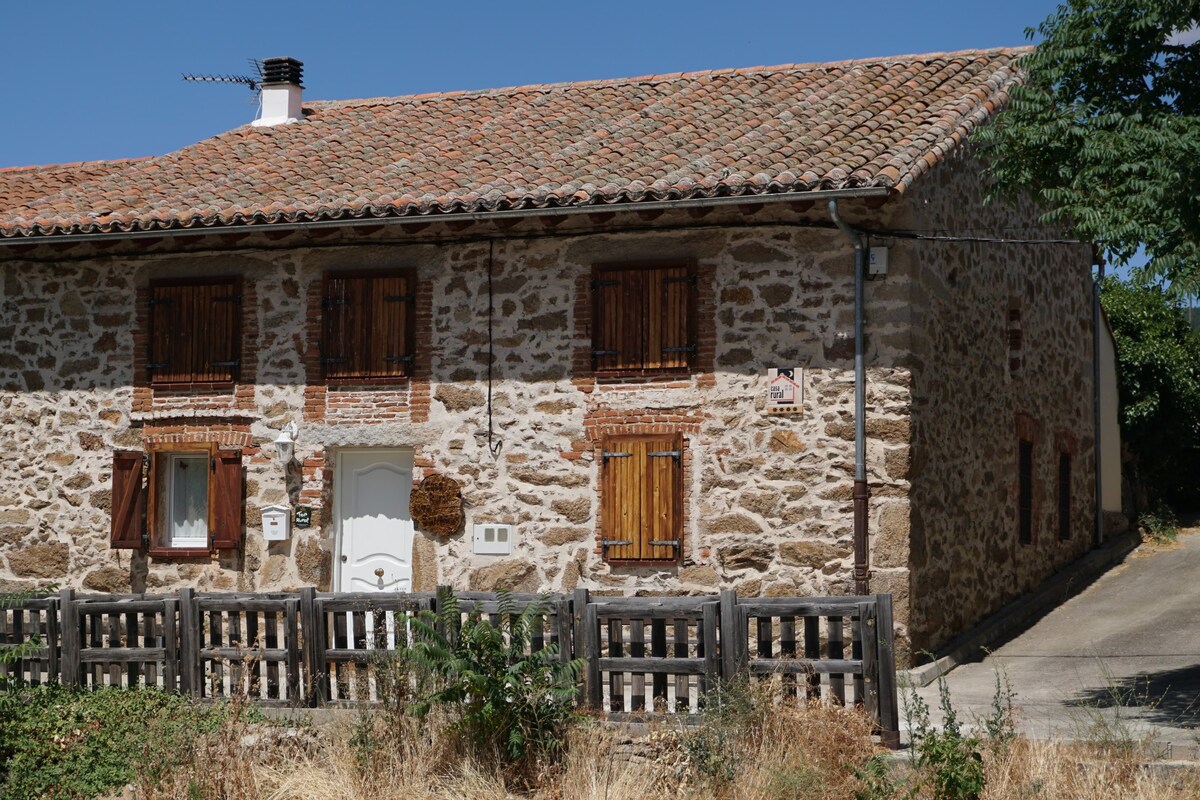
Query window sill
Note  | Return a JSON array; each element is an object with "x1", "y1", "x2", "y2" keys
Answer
[
  {"x1": 593, "y1": 370, "x2": 692, "y2": 382},
  {"x1": 150, "y1": 381, "x2": 237, "y2": 394},
  {"x1": 604, "y1": 558, "x2": 682, "y2": 567},
  {"x1": 147, "y1": 547, "x2": 213, "y2": 559},
  {"x1": 324, "y1": 376, "x2": 412, "y2": 388}
]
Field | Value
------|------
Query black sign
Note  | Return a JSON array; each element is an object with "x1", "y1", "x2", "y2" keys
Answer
[{"x1": 294, "y1": 506, "x2": 312, "y2": 529}]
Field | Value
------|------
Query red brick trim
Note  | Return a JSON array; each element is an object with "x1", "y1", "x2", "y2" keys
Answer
[
  {"x1": 411, "y1": 273, "x2": 433, "y2": 423},
  {"x1": 303, "y1": 276, "x2": 327, "y2": 422}
]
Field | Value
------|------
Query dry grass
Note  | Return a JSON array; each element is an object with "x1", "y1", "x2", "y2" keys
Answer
[{"x1": 128, "y1": 694, "x2": 1200, "y2": 800}]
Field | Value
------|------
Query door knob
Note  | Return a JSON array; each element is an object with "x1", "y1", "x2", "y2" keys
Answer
[
  {"x1": 341, "y1": 555, "x2": 347, "y2": 562},
  {"x1": 374, "y1": 568, "x2": 385, "y2": 577}
]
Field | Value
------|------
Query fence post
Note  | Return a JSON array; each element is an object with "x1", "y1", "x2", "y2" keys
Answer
[
  {"x1": 299, "y1": 587, "x2": 326, "y2": 706},
  {"x1": 858, "y1": 601, "x2": 878, "y2": 721},
  {"x1": 45, "y1": 595, "x2": 60, "y2": 682},
  {"x1": 57, "y1": 588, "x2": 79, "y2": 687},
  {"x1": 874, "y1": 593, "x2": 900, "y2": 748},
  {"x1": 572, "y1": 588, "x2": 589, "y2": 703},
  {"x1": 582, "y1": 598, "x2": 601, "y2": 710},
  {"x1": 178, "y1": 588, "x2": 199, "y2": 697},
  {"x1": 285, "y1": 598, "x2": 301, "y2": 703},
  {"x1": 701, "y1": 601, "x2": 719, "y2": 695},
  {"x1": 719, "y1": 588, "x2": 739, "y2": 682},
  {"x1": 553, "y1": 599, "x2": 573, "y2": 665},
  {"x1": 162, "y1": 598, "x2": 178, "y2": 693}
]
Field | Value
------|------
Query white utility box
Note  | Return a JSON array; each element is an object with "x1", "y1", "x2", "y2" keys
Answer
[
  {"x1": 472, "y1": 523, "x2": 514, "y2": 555},
  {"x1": 261, "y1": 504, "x2": 292, "y2": 541}
]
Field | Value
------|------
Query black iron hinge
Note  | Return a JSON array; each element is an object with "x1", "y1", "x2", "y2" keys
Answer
[
  {"x1": 592, "y1": 349, "x2": 620, "y2": 357},
  {"x1": 648, "y1": 450, "x2": 682, "y2": 462},
  {"x1": 664, "y1": 274, "x2": 699, "y2": 286},
  {"x1": 146, "y1": 362, "x2": 170, "y2": 370},
  {"x1": 661, "y1": 346, "x2": 696, "y2": 355},
  {"x1": 212, "y1": 294, "x2": 242, "y2": 303},
  {"x1": 648, "y1": 540, "x2": 680, "y2": 547},
  {"x1": 384, "y1": 355, "x2": 414, "y2": 363},
  {"x1": 591, "y1": 279, "x2": 619, "y2": 289},
  {"x1": 601, "y1": 539, "x2": 633, "y2": 547},
  {"x1": 209, "y1": 360, "x2": 240, "y2": 368},
  {"x1": 322, "y1": 298, "x2": 347, "y2": 308},
  {"x1": 601, "y1": 451, "x2": 633, "y2": 461},
  {"x1": 321, "y1": 357, "x2": 348, "y2": 364}
]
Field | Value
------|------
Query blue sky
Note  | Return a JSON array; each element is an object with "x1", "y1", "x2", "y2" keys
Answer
[{"x1": 1, "y1": 0, "x2": 1066, "y2": 168}]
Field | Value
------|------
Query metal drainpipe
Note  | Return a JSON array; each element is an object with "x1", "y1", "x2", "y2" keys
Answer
[
  {"x1": 828, "y1": 199, "x2": 870, "y2": 595},
  {"x1": 1092, "y1": 248, "x2": 1106, "y2": 547}
]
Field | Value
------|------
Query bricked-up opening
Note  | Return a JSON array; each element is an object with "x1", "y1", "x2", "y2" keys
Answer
[
  {"x1": 592, "y1": 262, "x2": 695, "y2": 376},
  {"x1": 1018, "y1": 439, "x2": 1034, "y2": 545},
  {"x1": 1058, "y1": 452, "x2": 1071, "y2": 541},
  {"x1": 600, "y1": 434, "x2": 683, "y2": 562},
  {"x1": 147, "y1": 278, "x2": 241, "y2": 386},
  {"x1": 321, "y1": 269, "x2": 416, "y2": 382}
]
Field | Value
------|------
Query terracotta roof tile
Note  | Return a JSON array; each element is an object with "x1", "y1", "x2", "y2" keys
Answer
[{"x1": 0, "y1": 47, "x2": 1029, "y2": 240}]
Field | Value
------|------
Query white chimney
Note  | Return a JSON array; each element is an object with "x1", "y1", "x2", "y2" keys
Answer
[{"x1": 252, "y1": 57, "x2": 304, "y2": 127}]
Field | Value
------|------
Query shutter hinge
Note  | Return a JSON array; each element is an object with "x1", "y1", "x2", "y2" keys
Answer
[
  {"x1": 211, "y1": 457, "x2": 217, "y2": 473},
  {"x1": 664, "y1": 274, "x2": 699, "y2": 286},
  {"x1": 212, "y1": 294, "x2": 242, "y2": 303},
  {"x1": 648, "y1": 450, "x2": 682, "y2": 462},
  {"x1": 591, "y1": 279, "x2": 619, "y2": 289},
  {"x1": 209, "y1": 360, "x2": 240, "y2": 368},
  {"x1": 384, "y1": 355, "x2": 414, "y2": 363},
  {"x1": 648, "y1": 540, "x2": 680, "y2": 547},
  {"x1": 661, "y1": 346, "x2": 696, "y2": 355},
  {"x1": 147, "y1": 298, "x2": 173, "y2": 306},
  {"x1": 321, "y1": 357, "x2": 349, "y2": 364},
  {"x1": 384, "y1": 294, "x2": 415, "y2": 303},
  {"x1": 146, "y1": 362, "x2": 169, "y2": 370},
  {"x1": 322, "y1": 298, "x2": 347, "y2": 309},
  {"x1": 592, "y1": 349, "x2": 620, "y2": 357},
  {"x1": 601, "y1": 540, "x2": 634, "y2": 547},
  {"x1": 601, "y1": 451, "x2": 633, "y2": 460},
  {"x1": 141, "y1": 530, "x2": 150, "y2": 549}
]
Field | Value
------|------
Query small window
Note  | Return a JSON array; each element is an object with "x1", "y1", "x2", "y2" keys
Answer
[
  {"x1": 147, "y1": 278, "x2": 241, "y2": 385},
  {"x1": 591, "y1": 263, "x2": 695, "y2": 375},
  {"x1": 109, "y1": 447, "x2": 244, "y2": 555},
  {"x1": 1058, "y1": 453, "x2": 1071, "y2": 541},
  {"x1": 1018, "y1": 439, "x2": 1034, "y2": 545},
  {"x1": 600, "y1": 434, "x2": 683, "y2": 562},
  {"x1": 322, "y1": 270, "x2": 416, "y2": 381}
]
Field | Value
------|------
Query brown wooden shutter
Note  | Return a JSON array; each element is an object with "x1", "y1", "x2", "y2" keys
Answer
[
  {"x1": 601, "y1": 437, "x2": 643, "y2": 560},
  {"x1": 148, "y1": 280, "x2": 239, "y2": 384},
  {"x1": 210, "y1": 450, "x2": 244, "y2": 550},
  {"x1": 148, "y1": 284, "x2": 183, "y2": 383},
  {"x1": 205, "y1": 281, "x2": 241, "y2": 383},
  {"x1": 655, "y1": 266, "x2": 692, "y2": 371},
  {"x1": 110, "y1": 451, "x2": 145, "y2": 550},
  {"x1": 643, "y1": 434, "x2": 682, "y2": 560},
  {"x1": 592, "y1": 269, "x2": 624, "y2": 373},
  {"x1": 375, "y1": 272, "x2": 413, "y2": 378}
]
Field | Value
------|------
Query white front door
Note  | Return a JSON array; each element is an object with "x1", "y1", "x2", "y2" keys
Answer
[{"x1": 336, "y1": 449, "x2": 415, "y2": 592}]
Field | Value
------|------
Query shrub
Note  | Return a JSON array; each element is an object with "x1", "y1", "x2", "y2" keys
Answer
[{"x1": 407, "y1": 588, "x2": 583, "y2": 772}]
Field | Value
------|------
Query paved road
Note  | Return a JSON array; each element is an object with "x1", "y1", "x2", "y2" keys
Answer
[{"x1": 909, "y1": 530, "x2": 1200, "y2": 758}]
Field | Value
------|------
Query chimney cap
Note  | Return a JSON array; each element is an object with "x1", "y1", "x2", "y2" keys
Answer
[{"x1": 261, "y1": 56, "x2": 304, "y2": 88}]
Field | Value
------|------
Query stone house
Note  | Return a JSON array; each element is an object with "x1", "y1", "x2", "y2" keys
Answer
[{"x1": 0, "y1": 49, "x2": 1113, "y2": 663}]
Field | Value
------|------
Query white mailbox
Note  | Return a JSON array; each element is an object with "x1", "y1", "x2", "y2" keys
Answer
[{"x1": 261, "y1": 504, "x2": 292, "y2": 541}]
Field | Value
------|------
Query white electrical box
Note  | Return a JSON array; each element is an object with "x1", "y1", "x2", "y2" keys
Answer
[
  {"x1": 869, "y1": 246, "x2": 889, "y2": 276},
  {"x1": 473, "y1": 523, "x2": 514, "y2": 555},
  {"x1": 261, "y1": 504, "x2": 292, "y2": 541}
]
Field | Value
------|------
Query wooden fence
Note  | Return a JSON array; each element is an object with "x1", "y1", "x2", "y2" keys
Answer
[{"x1": 1, "y1": 586, "x2": 899, "y2": 746}]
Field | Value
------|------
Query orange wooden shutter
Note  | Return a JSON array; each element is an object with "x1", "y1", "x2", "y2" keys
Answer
[
  {"x1": 601, "y1": 438, "x2": 643, "y2": 560},
  {"x1": 642, "y1": 434, "x2": 682, "y2": 560},
  {"x1": 210, "y1": 450, "x2": 244, "y2": 550},
  {"x1": 110, "y1": 451, "x2": 145, "y2": 550}
]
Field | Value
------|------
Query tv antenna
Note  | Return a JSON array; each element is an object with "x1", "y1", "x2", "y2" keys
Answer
[{"x1": 182, "y1": 59, "x2": 265, "y2": 99}]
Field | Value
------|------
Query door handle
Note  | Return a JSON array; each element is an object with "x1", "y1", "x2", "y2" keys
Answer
[
  {"x1": 374, "y1": 568, "x2": 385, "y2": 578},
  {"x1": 341, "y1": 555, "x2": 347, "y2": 562}
]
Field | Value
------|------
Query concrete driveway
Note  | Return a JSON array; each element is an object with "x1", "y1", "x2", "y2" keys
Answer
[{"x1": 908, "y1": 529, "x2": 1200, "y2": 758}]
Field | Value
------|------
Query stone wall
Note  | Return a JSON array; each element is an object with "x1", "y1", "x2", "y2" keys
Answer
[
  {"x1": 899, "y1": 150, "x2": 1097, "y2": 656},
  {"x1": 0, "y1": 179, "x2": 1096, "y2": 663}
]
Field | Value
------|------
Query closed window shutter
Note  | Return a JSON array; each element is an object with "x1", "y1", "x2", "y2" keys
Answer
[
  {"x1": 602, "y1": 435, "x2": 682, "y2": 561},
  {"x1": 374, "y1": 272, "x2": 413, "y2": 378},
  {"x1": 210, "y1": 450, "x2": 244, "y2": 550},
  {"x1": 601, "y1": 438, "x2": 642, "y2": 561},
  {"x1": 323, "y1": 271, "x2": 415, "y2": 380},
  {"x1": 643, "y1": 434, "x2": 682, "y2": 560},
  {"x1": 592, "y1": 269, "x2": 625, "y2": 372},
  {"x1": 110, "y1": 450, "x2": 145, "y2": 550},
  {"x1": 593, "y1": 264, "x2": 693, "y2": 373},
  {"x1": 148, "y1": 280, "x2": 239, "y2": 384},
  {"x1": 652, "y1": 266, "x2": 693, "y2": 371},
  {"x1": 322, "y1": 276, "x2": 355, "y2": 379}
]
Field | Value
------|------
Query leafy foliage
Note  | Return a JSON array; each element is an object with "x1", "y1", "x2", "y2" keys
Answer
[
  {"x1": 0, "y1": 684, "x2": 243, "y2": 800},
  {"x1": 976, "y1": 1, "x2": 1200, "y2": 291},
  {"x1": 1101, "y1": 277, "x2": 1200, "y2": 507},
  {"x1": 407, "y1": 588, "x2": 583, "y2": 769}
]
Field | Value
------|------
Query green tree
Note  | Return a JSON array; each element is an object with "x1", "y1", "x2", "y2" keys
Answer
[
  {"x1": 976, "y1": 1, "x2": 1200, "y2": 291},
  {"x1": 1101, "y1": 277, "x2": 1200, "y2": 507}
]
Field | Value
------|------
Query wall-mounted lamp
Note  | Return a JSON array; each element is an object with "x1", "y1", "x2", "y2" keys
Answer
[{"x1": 273, "y1": 422, "x2": 299, "y2": 466}]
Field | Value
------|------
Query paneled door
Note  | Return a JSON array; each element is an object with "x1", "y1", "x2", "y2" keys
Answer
[{"x1": 336, "y1": 449, "x2": 414, "y2": 592}]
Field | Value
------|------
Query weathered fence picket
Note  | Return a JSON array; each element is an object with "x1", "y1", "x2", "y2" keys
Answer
[{"x1": 0, "y1": 585, "x2": 900, "y2": 746}]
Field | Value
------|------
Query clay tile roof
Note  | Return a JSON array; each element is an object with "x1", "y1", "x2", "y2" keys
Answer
[{"x1": 0, "y1": 47, "x2": 1030, "y2": 240}]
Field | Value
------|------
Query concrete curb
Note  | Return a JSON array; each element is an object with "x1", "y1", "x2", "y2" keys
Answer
[{"x1": 902, "y1": 530, "x2": 1141, "y2": 688}]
